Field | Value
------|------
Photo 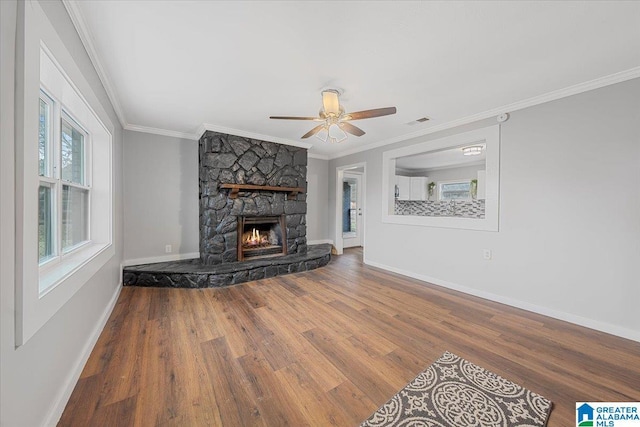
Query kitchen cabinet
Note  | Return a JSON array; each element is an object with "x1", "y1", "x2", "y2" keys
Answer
[
  {"x1": 396, "y1": 175, "x2": 410, "y2": 200},
  {"x1": 410, "y1": 177, "x2": 428, "y2": 201},
  {"x1": 396, "y1": 175, "x2": 428, "y2": 201}
]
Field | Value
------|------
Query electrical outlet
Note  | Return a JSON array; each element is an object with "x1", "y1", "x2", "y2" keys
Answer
[
  {"x1": 165, "y1": 245, "x2": 172, "y2": 253},
  {"x1": 483, "y1": 249, "x2": 492, "y2": 260}
]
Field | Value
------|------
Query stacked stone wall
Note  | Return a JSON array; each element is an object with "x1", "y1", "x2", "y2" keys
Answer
[{"x1": 199, "y1": 131, "x2": 307, "y2": 265}]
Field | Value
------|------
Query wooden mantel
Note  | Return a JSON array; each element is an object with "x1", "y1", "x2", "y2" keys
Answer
[{"x1": 220, "y1": 183, "x2": 304, "y2": 201}]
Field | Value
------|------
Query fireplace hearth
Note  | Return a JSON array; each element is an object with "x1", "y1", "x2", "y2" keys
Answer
[{"x1": 238, "y1": 215, "x2": 287, "y2": 261}]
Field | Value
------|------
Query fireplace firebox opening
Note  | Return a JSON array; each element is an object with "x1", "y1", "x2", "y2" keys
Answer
[{"x1": 237, "y1": 215, "x2": 287, "y2": 261}]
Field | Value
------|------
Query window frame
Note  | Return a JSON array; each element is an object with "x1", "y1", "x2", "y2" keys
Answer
[
  {"x1": 38, "y1": 90, "x2": 58, "y2": 265},
  {"x1": 59, "y1": 110, "x2": 91, "y2": 254},
  {"x1": 381, "y1": 125, "x2": 500, "y2": 231},
  {"x1": 39, "y1": 91, "x2": 54, "y2": 178},
  {"x1": 38, "y1": 89, "x2": 93, "y2": 271},
  {"x1": 15, "y1": 3, "x2": 115, "y2": 348},
  {"x1": 38, "y1": 181, "x2": 56, "y2": 264}
]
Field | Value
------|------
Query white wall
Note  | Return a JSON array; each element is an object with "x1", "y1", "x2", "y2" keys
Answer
[
  {"x1": 1, "y1": 1, "x2": 124, "y2": 425},
  {"x1": 123, "y1": 130, "x2": 199, "y2": 262},
  {"x1": 329, "y1": 78, "x2": 640, "y2": 341},
  {"x1": 307, "y1": 157, "x2": 330, "y2": 243},
  {"x1": 423, "y1": 164, "x2": 483, "y2": 183}
]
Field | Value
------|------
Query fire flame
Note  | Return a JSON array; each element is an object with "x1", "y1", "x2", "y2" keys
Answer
[{"x1": 245, "y1": 228, "x2": 268, "y2": 246}]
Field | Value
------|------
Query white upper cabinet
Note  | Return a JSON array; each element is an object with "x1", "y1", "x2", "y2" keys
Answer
[
  {"x1": 396, "y1": 175, "x2": 411, "y2": 200},
  {"x1": 410, "y1": 177, "x2": 428, "y2": 201},
  {"x1": 396, "y1": 175, "x2": 428, "y2": 201}
]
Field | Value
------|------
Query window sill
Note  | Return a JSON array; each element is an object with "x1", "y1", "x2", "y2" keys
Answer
[
  {"x1": 382, "y1": 213, "x2": 498, "y2": 232},
  {"x1": 39, "y1": 242, "x2": 110, "y2": 296}
]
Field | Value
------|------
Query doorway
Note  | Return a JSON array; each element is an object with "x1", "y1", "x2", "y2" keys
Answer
[
  {"x1": 335, "y1": 163, "x2": 365, "y2": 255},
  {"x1": 342, "y1": 172, "x2": 362, "y2": 248}
]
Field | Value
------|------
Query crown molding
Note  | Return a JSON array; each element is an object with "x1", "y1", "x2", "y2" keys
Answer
[
  {"x1": 197, "y1": 123, "x2": 313, "y2": 149},
  {"x1": 60, "y1": 3, "x2": 640, "y2": 159},
  {"x1": 62, "y1": 0, "x2": 128, "y2": 129},
  {"x1": 327, "y1": 67, "x2": 640, "y2": 160},
  {"x1": 307, "y1": 152, "x2": 329, "y2": 160},
  {"x1": 124, "y1": 124, "x2": 199, "y2": 140},
  {"x1": 124, "y1": 63, "x2": 639, "y2": 155},
  {"x1": 123, "y1": 122, "x2": 319, "y2": 150}
]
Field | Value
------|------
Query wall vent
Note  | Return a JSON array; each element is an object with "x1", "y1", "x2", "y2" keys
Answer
[{"x1": 406, "y1": 116, "x2": 430, "y2": 125}]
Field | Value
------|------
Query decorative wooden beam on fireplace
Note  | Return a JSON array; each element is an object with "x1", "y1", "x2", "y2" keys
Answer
[{"x1": 220, "y1": 184, "x2": 305, "y2": 201}]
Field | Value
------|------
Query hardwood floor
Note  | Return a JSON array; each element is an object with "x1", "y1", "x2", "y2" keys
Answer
[{"x1": 59, "y1": 248, "x2": 640, "y2": 426}]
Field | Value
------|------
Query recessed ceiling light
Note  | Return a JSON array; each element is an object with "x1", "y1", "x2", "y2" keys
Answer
[{"x1": 462, "y1": 145, "x2": 483, "y2": 156}]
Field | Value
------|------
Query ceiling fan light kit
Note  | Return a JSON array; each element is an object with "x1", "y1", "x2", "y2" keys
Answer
[
  {"x1": 322, "y1": 89, "x2": 342, "y2": 116},
  {"x1": 270, "y1": 89, "x2": 397, "y2": 143},
  {"x1": 328, "y1": 123, "x2": 348, "y2": 143}
]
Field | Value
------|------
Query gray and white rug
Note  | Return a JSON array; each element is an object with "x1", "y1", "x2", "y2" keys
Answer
[{"x1": 361, "y1": 351, "x2": 552, "y2": 427}]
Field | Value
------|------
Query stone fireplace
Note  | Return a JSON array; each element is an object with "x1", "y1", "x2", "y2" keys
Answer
[
  {"x1": 237, "y1": 215, "x2": 287, "y2": 261},
  {"x1": 122, "y1": 131, "x2": 331, "y2": 289},
  {"x1": 199, "y1": 131, "x2": 307, "y2": 265}
]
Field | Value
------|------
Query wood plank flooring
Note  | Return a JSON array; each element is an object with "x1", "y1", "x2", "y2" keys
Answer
[{"x1": 59, "y1": 248, "x2": 640, "y2": 426}]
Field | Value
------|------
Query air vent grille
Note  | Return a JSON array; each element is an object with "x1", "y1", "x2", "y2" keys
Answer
[{"x1": 406, "y1": 116, "x2": 430, "y2": 126}]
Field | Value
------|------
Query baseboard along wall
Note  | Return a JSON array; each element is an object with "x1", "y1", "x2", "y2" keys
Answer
[
  {"x1": 363, "y1": 257, "x2": 640, "y2": 344},
  {"x1": 45, "y1": 283, "x2": 123, "y2": 426},
  {"x1": 122, "y1": 252, "x2": 200, "y2": 267}
]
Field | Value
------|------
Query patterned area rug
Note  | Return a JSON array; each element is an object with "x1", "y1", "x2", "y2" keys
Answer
[{"x1": 361, "y1": 351, "x2": 553, "y2": 427}]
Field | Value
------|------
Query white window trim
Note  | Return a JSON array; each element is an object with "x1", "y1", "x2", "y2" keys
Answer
[
  {"x1": 39, "y1": 89, "x2": 93, "y2": 271},
  {"x1": 382, "y1": 125, "x2": 500, "y2": 231},
  {"x1": 15, "y1": 1, "x2": 114, "y2": 346}
]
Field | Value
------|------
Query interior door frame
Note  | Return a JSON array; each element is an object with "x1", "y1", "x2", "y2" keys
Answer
[
  {"x1": 334, "y1": 162, "x2": 366, "y2": 255},
  {"x1": 342, "y1": 171, "x2": 363, "y2": 248}
]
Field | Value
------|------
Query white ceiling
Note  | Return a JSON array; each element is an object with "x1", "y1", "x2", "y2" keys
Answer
[{"x1": 65, "y1": 1, "x2": 640, "y2": 159}]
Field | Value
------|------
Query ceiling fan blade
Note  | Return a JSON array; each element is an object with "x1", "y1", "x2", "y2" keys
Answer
[
  {"x1": 338, "y1": 122, "x2": 365, "y2": 137},
  {"x1": 301, "y1": 124, "x2": 326, "y2": 139},
  {"x1": 344, "y1": 107, "x2": 397, "y2": 121},
  {"x1": 269, "y1": 116, "x2": 322, "y2": 120},
  {"x1": 322, "y1": 90, "x2": 341, "y2": 116}
]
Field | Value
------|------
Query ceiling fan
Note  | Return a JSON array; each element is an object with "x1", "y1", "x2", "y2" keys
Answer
[{"x1": 270, "y1": 89, "x2": 397, "y2": 143}]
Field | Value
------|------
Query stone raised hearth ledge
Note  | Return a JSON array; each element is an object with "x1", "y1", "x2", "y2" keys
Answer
[{"x1": 123, "y1": 243, "x2": 331, "y2": 288}]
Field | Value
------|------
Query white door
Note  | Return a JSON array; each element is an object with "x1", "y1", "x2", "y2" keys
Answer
[{"x1": 342, "y1": 172, "x2": 363, "y2": 248}]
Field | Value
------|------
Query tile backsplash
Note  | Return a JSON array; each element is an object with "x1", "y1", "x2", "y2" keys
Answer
[{"x1": 394, "y1": 199, "x2": 485, "y2": 218}]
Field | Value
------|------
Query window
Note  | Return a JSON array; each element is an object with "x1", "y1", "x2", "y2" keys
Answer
[
  {"x1": 38, "y1": 90, "x2": 91, "y2": 266},
  {"x1": 16, "y1": 4, "x2": 114, "y2": 347},
  {"x1": 439, "y1": 180, "x2": 471, "y2": 201},
  {"x1": 38, "y1": 93, "x2": 55, "y2": 262},
  {"x1": 60, "y1": 115, "x2": 89, "y2": 251}
]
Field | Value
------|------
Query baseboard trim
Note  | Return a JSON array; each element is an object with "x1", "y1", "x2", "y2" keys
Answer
[
  {"x1": 308, "y1": 239, "x2": 334, "y2": 246},
  {"x1": 43, "y1": 282, "x2": 122, "y2": 426},
  {"x1": 363, "y1": 257, "x2": 640, "y2": 343},
  {"x1": 122, "y1": 252, "x2": 200, "y2": 267}
]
